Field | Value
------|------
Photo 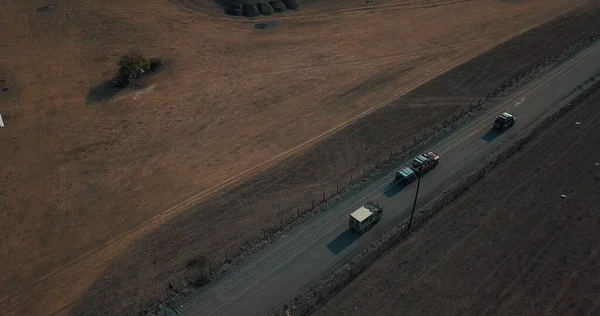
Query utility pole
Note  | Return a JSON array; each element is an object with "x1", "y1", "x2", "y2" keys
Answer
[{"x1": 408, "y1": 173, "x2": 421, "y2": 231}]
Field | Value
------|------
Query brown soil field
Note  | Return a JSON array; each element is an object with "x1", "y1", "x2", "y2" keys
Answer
[
  {"x1": 1, "y1": 0, "x2": 599, "y2": 315},
  {"x1": 320, "y1": 85, "x2": 600, "y2": 315}
]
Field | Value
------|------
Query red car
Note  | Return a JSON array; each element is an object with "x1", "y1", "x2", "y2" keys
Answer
[{"x1": 410, "y1": 151, "x2": 440, "y2": 175}]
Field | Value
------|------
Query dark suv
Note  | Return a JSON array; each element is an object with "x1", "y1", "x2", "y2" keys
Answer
[
  {"x1": 395, "y1": 165, "x2": 417, "y2": 183},
  {"x1": 493, "y1": 112, "x2": 516, "y2": 132}
]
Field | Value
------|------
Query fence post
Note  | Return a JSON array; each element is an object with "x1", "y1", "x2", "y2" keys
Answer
[
  {"x1": 336, "y1": 183, "x2": 339, "y2": 194},
  {"x1": 322, "y1": 192, "x2": 325, "y2": 202},
  {"x1": 312, "y1": 198, "x2": 315, "y2": 209}
]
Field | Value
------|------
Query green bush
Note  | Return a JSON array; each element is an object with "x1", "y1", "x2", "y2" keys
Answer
[{"x1": 116, "y1": 52, "x2": 152, "y2": 87}]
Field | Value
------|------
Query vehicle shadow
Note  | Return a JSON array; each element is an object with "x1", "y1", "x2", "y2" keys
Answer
[
  {"x1": 326, "y1": 229, "x2": 360, "y2": 255},
  {"x1": 383, "y1": 181, "x2": 409, "y2": 198},
  {"x1": 481, "y1": 128, "x2": 501, "y2": 143}
]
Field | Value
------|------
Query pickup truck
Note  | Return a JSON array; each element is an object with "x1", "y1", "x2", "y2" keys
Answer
[{"x1": 349, "y1": 201, "x2": 383, "y2": 234}]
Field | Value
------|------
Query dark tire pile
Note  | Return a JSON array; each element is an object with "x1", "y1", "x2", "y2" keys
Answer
[{"x1": 225, "y1": 0, "x2": 299, "y2": 17}]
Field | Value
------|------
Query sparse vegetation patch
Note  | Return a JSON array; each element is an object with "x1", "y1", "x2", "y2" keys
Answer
[
  {"x1": 114, "y1": 52, "x2": 152, "y2": 88},
  {"x1": 112, "y1": 53, "x2": 164, "y2": 88}
]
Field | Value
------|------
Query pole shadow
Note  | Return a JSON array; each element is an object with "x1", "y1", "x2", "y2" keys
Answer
[{"x1": 326, "y1": 229, "x2": 360, "y2": 255}]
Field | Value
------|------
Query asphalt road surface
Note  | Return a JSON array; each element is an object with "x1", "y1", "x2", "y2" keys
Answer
[{"x1": 175, "y1": 39, "x2": 600, "y2": 316}]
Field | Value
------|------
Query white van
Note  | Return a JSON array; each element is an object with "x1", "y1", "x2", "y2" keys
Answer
[{"x1": 349, "y1": 201, "x2": 383, "y2": 234}]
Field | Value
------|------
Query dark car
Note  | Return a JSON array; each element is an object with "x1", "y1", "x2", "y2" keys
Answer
[
  {"x1": 493, "y1": 112, "x2": 516, "y2": 132},
  {"x1": 410, "y1": 151, "x2": 440, "y2": 175},
  {"x1": 395, "y1": 165, "x2": 417, "y2": 183}
]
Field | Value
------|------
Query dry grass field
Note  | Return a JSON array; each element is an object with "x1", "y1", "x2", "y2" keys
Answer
[
  {"x1": 0, "y1": 0, "x2": 597, "y2": 315},
  {"x1": 321, "y1": 82, "x2": 600, "y2": 316}
]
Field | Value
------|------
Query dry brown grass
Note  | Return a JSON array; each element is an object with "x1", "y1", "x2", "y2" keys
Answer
[{"x1": 0, "y1": 0, "x2": 594, "y2": 315}]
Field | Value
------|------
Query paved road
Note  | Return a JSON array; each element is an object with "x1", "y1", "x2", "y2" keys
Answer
[{"x1": 174, "y1": 39, "x2": 600, "y2": 316}]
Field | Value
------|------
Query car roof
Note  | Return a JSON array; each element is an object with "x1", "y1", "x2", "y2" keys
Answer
[
  {"x1": 397, "y1": 167, "x2": 415, "y2": 177},
  {"x1": 414, "y1": 154, "x2": 428, "y2": 163},
  {"x1": 350, "y1": 206, "x2": 372, "y2": 222},
  {"x1": 498, "y1": 112, "x2": 513, "y2": 119}
]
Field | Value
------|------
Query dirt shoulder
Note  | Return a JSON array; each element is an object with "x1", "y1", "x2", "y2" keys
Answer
[{"x1": 319, "y1": 80, "x2": 600, "y2": 316}]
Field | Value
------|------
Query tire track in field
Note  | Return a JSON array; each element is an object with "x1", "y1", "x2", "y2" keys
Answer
[
  {"x1": 543, "y1": 241, "x2": 600, "y2": 315},
  {"x1": 587, "y1": 291, "x2": 600, "y2": 315},
  {"x1": 237, "y1": 36, "x2": 491, "y2": 77},
  {"x1": 487, "y1": 207, "x2": 596, "y2": 316},
  {"x1": 296, "y1": 0, "x2": 475, "y2": 20}
]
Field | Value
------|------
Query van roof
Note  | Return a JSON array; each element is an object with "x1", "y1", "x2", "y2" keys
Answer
[{"x1": 350, "y1": 206, "x2": 372, "y2": 223}]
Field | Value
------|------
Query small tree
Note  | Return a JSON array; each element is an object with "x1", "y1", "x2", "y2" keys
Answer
[{"x1": 116, "y1": 52, "x2": 152, "y2": 87}]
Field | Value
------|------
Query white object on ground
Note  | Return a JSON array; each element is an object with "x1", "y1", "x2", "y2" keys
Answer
[{"x1": 0, "y1": 113, "x2": 4, "y2": 128}]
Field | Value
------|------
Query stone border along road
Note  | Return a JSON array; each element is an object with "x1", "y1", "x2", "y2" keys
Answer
[
  {"x1": 158, "y1": 35, "x2": 600, "y2": 316},
  {"x1": 270, "y1": 64, "x2": 600, "y2": 316},
  {"x1": 153, "y1": 27, "x2": 600, "y2": 316}
]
